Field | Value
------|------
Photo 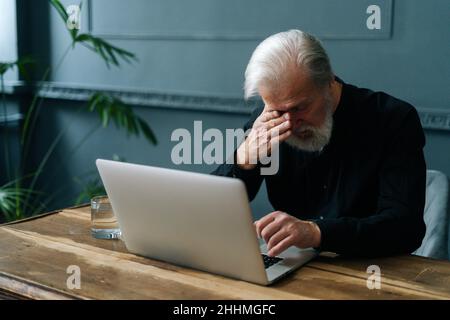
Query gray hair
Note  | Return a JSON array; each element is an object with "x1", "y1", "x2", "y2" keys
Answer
[{"x1": 244, "y1": 30, "x2": 333, "y2": 100}]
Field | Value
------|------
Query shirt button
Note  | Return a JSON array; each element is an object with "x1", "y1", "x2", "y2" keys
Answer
[
  {"x1": 320, "y1": 216, "x2": 324, "y2": 220},
  {"x1": 323, "y1": 185, "x2": 327, "y2": 190}
]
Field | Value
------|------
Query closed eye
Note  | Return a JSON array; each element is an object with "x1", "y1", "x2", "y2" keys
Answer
[{"x1": 291, "y1": 104, "x2": 308, "y2": 113}]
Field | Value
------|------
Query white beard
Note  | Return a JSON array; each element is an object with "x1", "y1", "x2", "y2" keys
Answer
[{"x1": 285, "y1": 97, "x2": 334, "y2": 152}]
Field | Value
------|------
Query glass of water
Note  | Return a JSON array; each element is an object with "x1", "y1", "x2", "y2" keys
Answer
[{"x1": 91, "y1": 196, "x2": 121, "y2": 239}]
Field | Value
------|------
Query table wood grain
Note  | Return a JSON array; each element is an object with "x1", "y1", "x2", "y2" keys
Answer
[{"x1": 0, "y1": 205, "x2": 449, "y2": 300}]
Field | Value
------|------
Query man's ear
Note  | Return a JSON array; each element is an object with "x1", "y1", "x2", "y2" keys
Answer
[
  {"x1": 328, "y1": 80, "x2": 333, "y2": 89},
  {"x1": 329, "y1": 74, "x2": 336, "y2": 88}
]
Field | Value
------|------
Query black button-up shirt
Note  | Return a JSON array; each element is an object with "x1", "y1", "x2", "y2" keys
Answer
[{"x1": 212, "y1": 78, "x2": 426, "y2": 257}]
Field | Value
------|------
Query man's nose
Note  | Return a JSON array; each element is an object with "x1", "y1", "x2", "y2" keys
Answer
[{"x1": 286, "y1": 112, "x2": 304, "y2": 127}]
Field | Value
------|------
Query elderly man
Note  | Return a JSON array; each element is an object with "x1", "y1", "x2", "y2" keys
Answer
[{"x1": 212, "y1": 29, "x2": 426, "y2": 258}]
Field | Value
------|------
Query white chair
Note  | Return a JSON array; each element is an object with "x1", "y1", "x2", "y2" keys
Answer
[{"x1": 413, "y1": 170, "x2": 449, "y2": 260}]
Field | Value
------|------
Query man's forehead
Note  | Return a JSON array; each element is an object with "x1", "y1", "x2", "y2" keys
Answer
[
  {"x1": 262, "y1": 89, "x2": 311, "y2": 111},
  {"x1": 259, "y1": 72, "x2": 316, "y2": 110}
]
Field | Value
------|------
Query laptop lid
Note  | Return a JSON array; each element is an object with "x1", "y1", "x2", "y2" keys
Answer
[{"x1": 96, "y1": 159, "x2": 269, "y2": 284}]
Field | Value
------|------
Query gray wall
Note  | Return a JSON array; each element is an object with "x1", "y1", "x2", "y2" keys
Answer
[
  {"x1": 2, "y1": 0, "x2": 450, "y2": 218},
  {"x1": 45, "y1": 0, "x2": 448, "y2": 107}
]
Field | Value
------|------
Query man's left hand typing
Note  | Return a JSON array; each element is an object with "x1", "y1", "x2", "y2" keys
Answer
[{"x1": 254, "y1": 211, "x2": 322, "y2": 257}]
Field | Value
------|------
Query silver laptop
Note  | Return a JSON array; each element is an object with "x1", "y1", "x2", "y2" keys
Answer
[{"x1": 96, "y1": 159, "x2": 317, "y2": 285}]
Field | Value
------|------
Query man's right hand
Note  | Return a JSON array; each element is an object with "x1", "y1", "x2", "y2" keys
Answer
[{"x1": 236, "y1": 107, "x2": 292, "y2": 170}]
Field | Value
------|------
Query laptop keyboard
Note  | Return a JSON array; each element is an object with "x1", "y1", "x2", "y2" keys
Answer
[{"x1": 262, "y1": 254, "x2": 283, "y2": 268}]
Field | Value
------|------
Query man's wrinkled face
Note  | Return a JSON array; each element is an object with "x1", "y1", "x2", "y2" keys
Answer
[{"x1": 260, "y1": 71, "x2": 334, "y2": 152}]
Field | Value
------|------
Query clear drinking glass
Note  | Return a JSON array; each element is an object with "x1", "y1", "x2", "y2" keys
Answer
[{"x1": 91, "y1": 196, "x2": 121, "y2": 239}]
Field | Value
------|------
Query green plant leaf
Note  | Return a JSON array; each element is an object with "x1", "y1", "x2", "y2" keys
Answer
[
  {"x1": 101, "y1": 106, "x2": 109, "y2": 127},
  {"x1": 75, "y1": 33, "x2": 137, "y2": 68},
  {"x1": 49, "y1": 0, "x2": 69, "y2": 22},
  {"x1": 0, "y1": 62, "x2": 14, "y2": 75},
  {"x1": 88, "y1": 92, "x2": 103, "y2": 112},
  {"x1": 5, "y1": 1, "x2": 143, "y2": 222},
  {"x1": 74, "y1": 33, "x2": 90, "y2": 43},
  {"x1": 137, "y1": 118, "x2": 158, "y2": 145},
  {"x1": 104, "y1": 44, "x2": 119, "y2": 66},
  {"x1": 16, "y1": 56, "x2": 35, "y2": 80},
  {"x1": 0, "y1": 57, "x2": 34, "y2": 80},
  {"x1": 0, "y1": 184, "x2": 40, "y2": 222},
  {"x1": 94, "y1": 39, "x2": 111, "y2": 68},
  {"x1": 86, "y1": 92, "x2": 157, "y2": 145},
  {"x1": 128, "y1": 114, "x2": 139, "y2": 135}
]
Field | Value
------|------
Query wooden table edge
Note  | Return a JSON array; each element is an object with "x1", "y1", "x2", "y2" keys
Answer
[
  {"x1": 1, "y1": 205, "x2": 449, "y2": 300},
  {"x1": 0, "y1": 203, "x2": 90, "y2": 227},
  {"x1": 0, "y1": 271, "x2": 87, "y2": 300}
]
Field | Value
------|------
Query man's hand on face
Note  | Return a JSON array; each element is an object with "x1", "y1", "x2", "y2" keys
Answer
[
  {"x1": 254, "y1": 211, "x2": 321, "y2": 257},
  {"x1": 236, "y1": 106, "x2": 292, "y2": 170}
]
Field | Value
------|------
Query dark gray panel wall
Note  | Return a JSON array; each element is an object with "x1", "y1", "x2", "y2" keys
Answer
[
  {"x1": 89, "y1": 0, "x2": 392, "y2": 39},
  {"x1": 4, "y1": 0, "x2": 450, "y2": 217},
  {"x1": 49, "y1": 0, "x2": 448, "y2": 109}
]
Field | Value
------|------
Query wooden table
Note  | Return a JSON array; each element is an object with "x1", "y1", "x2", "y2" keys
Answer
[{"x1": 0, "y1": 205, "x2": 449, "y2": 300}]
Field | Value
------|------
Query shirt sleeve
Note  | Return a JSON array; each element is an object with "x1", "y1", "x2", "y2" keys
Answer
[
  {"x1": 314, "y1": 107, "x2": 427, "y2": 257},
  {"x1": 210, "y1": 106, "x2": 265, "y2": 202}
]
